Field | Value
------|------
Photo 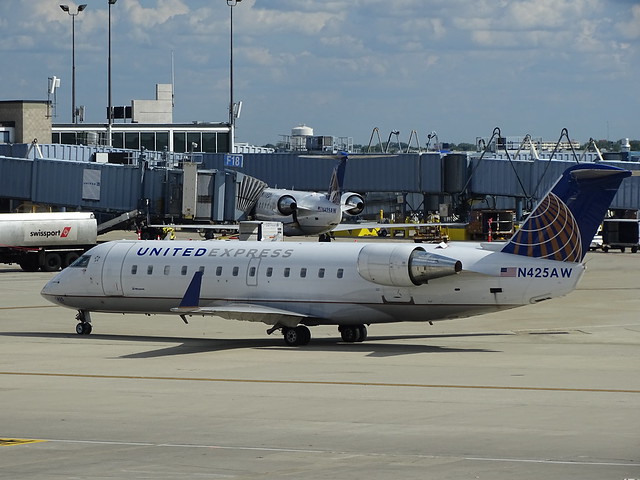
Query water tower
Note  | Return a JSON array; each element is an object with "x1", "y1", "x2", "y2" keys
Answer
[{"x1": 291, "y1": 124, "x2": 313, "y2": 151}]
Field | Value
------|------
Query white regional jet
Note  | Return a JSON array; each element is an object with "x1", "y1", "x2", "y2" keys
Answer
[
  {"x1": 42, "y1": 164, "x2": 630, "y2": 346},
  {"x1": 251, "y1": 153, "x2": 364, "y2": 238}
]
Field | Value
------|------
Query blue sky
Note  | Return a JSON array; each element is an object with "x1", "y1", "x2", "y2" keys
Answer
[{"x1": 2, "y1": 0, "x2": 639, "y2": 147}]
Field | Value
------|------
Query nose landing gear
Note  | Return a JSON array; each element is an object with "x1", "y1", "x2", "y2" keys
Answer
[{"x1": 75, "y1": 310, "x2": 92, "y2": 335}]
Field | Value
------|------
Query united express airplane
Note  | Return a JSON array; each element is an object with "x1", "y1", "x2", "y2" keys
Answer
[
  {"x1": 41, "y1": 164, "x2": 631, "y2": 346},
  {"x1": 252, "y1": 153, "x2": 364, "y2": 238}
]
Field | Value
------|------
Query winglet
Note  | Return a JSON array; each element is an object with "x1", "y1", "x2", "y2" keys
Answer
[
  {"x1": 502, "y1": 164, "x2": 631, "y2": 262},
  {"x1": 178, "y1": 270, "x2": 203, "y2": 309}
]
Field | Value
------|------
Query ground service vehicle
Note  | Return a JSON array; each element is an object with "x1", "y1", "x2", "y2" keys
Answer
[{"x1": 0, "y1": 212, "x2": 97, "y2": 271}]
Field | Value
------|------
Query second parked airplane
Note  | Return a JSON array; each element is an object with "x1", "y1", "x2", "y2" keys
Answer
[{"x1": 251, "y1": 153, "x2": 364, "y2": 238}]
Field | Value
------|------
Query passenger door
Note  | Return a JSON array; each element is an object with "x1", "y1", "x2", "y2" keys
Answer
[{"x1": 101, "y1": 242, "x2": 136, "y2": 296}]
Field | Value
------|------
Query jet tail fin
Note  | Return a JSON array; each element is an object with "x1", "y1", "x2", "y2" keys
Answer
[
  {"x1": 501, "y1": 164, "x2": 631, "y2": 262},
  {"x1": 328, "y1": 153, "x2": 348, "y2": 204}
]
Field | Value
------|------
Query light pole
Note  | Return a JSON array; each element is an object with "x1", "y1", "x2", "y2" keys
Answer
[
  {"x1": 107, "y1": 0, "x2": 117, "y2": 147},
  {"x1": 227, "y1": 0, "x2": 242, "y2": 151},
  {"x1": 60, "y1": 4, "x2": 87, "y2": 124}
]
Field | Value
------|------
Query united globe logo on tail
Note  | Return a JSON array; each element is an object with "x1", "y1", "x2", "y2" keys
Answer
[
  {"x1": 502, "y1": 164, "x2": 632, "y2": 263},
  {"x1": 502, "y1": 192, "x2": 582, "y2": 262}
]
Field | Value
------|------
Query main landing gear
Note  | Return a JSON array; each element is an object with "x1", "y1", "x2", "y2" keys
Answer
[
  {"x1": 75, "y1": 310, "x2": 92, "y2": 335},
  {"x1": 339, "y1": 325, "x2": 368, "y2": 343},
  {"x1": 269, "y1": 324, "x2": 369, "y2": 346},
  {"x1": 282, "y1": 325, "x2": 312, "y2": 346}
]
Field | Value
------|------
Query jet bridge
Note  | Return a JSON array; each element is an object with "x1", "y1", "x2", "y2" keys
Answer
[{"x1": 0, "y1": 144, "x2": 267, "y2": 231}]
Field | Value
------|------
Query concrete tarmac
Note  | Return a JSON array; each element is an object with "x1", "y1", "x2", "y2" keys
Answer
[{"x1": 0, "y1": 242, "x2": 639, "y2": 479}]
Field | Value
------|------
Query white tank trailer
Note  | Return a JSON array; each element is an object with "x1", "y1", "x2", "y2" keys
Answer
[{"x1": 0, "y1": 212, "x2": 97, "y2": 272}]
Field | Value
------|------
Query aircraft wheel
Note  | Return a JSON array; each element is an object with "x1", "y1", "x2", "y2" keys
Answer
[
  {"x1": 283, "y1": 327, "x2": 299, "y2": 346},
  {"x1": 75, "y1": 322, "x2": 92, "y2": 335},
  {"x1": 283, "y1": 326, "x2": 311, "y2": 346},
  {"x1": 339, "y1": 325, "x2": 361, "y2": 343},
  {"x1": 357, "y1": 325, "x2": 368, "y2": 342},
  {"x1": 296, "y1": 326, "x2": 311, "y2": 345}
]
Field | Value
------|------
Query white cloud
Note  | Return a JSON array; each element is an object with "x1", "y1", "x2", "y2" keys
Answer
[
  {"x1": 124, "y1": 0, "x2": 190, "y2": 28},
  {"x1": 618, "y1": 4, "x2": 640, "y2": 40},
  {"x1": 0, "y1": 0, "x2": 638, "y2": 145}
]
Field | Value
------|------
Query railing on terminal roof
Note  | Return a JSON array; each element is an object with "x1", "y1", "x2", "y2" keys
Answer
[{"x1": 116, "y1": 149, "x2": 204, "y2": 168}]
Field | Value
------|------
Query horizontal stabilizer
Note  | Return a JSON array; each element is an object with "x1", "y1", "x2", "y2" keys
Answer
[{"x1": 293, "y1": 204, "x2": 319, "y2": 214}]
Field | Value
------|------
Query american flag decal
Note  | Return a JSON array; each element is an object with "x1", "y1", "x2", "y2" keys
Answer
[{"x1": 500, "y1": 267, "x2": 517, "y2": 277}]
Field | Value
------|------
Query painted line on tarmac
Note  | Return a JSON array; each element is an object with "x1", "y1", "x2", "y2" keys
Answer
[
  {"x1": 1, "y1": 371, "x2": 639, "y2": 394},
  {"x1": 0, "y1": 305, "x2": 53, "y2": 310},
  {"x1": 15, "y1": 437, "x2": 640, "y2": 467},
  {"x1": 0, "y1": 438, "x2": 47, "y2": 447}
]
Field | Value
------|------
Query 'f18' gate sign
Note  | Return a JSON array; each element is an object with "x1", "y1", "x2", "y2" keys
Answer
[{"x1": 224, "y1": 154, "x2": 243, "y2": 168}]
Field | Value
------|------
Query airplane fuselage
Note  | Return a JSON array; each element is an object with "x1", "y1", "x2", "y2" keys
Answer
[
  {"x1": 42, "y1": 239, "x2": 584, "y2": 327},
  {"x1": 253, "y1": 189, "x2": 342, "y2": 236}
]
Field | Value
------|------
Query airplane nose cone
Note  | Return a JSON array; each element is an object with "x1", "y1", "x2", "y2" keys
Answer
[{"x1": 41, "y1": 276, "x2": 63, "y2": 304}]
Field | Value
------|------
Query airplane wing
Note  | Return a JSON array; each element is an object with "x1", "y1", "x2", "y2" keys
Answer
[
  {"x1": 171, "y1": 303, "x2": 309, "y2": 326},
  {"x1": 170, "y1": 271, "x2": 310, "y2": 327}
]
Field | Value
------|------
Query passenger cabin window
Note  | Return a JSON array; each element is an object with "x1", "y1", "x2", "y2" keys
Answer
[
  {"x1": 131, "y1": 265, "x2": 138, "y2": 275},
  {"x1": 249, "y1": 266, "x2": 256, "y2": 277},
  {"x1": 337, "y1": 268, "x2": 344, "y2": 279},
  {"x1": 300, "y1": 267, "x2": 307, "y2": 278},
  {"x1": 181, "y1": 266, "x2": 188, "y2": 276},
  {"x1": 147, "y1": 265, "x2": 153, "y2": 275},
  {"x1": 266, "y1": 267, "x2": 273, "y2": 277},
  {"x1": 164, "y1": 265, "x2": 171, "y2": 275},
  {"x1": 318, "y1": 268, "x2": 325, "y2": 278},
  {"x1": 232, "y1": 266, "x2": 239, "y2": 277},
  {"x1": 216, "y1": 266, "x2": 222, "y2": 276},
  {"x1": 284, "y1": 267, "x2": 290, "y2": 278},
  {"x1": 70, "y1": 255, "x2": 91, "y2": 268}
]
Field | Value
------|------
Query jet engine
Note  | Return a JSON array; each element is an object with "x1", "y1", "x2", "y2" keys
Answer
[
  {"x1": 341, "y1": 192, "x2": 365, "y2": 216},
  {"x1": 277, "y1": 195, "x2": 297, "y2": 216},
  {"x1": 357, "y1": 244, "x2": 462, "y2": 287}
]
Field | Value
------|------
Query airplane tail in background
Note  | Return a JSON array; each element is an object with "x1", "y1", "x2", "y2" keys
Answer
[
  {"x1": 328, "y1": 153, "x2": 348, "y2": 204},
  {"x1": 501, "y1": 164, "x2": 631, "y2": 263}
]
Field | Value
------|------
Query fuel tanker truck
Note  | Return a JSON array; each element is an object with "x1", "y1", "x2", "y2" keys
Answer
[{"x1": 0, "y1": 212, "x2": 97, "y2": 272}]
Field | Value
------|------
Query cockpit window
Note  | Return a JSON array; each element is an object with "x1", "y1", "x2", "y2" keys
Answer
[{"x1": 70, "y1": 255, "x2": 91, "y2": 268}]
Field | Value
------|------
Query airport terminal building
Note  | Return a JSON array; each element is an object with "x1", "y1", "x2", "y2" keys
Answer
[{"x1": 1, "y1": 84, "x2": 274, "y2": 155}]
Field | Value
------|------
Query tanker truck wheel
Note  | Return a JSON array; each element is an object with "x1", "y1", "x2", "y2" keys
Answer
[
  {"x1": 42, "y1": 252, "x2": 62, "y2": 272},
  {"x1": 19, "y1": 254, "x2": 40, "y2": 272},
  {"x1": 63, "y1": 251, "x2": 80, "y2": 268}
]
